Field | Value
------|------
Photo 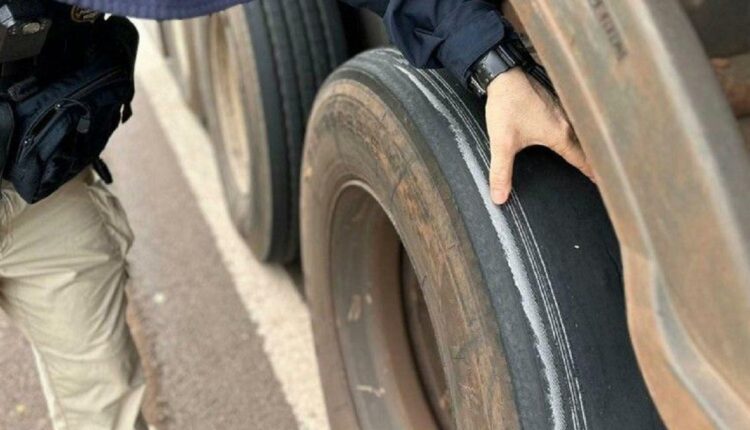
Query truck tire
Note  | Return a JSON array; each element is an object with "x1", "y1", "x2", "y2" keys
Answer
[
  {"x1": 204, "y1": 0, "x2": 346, "y2": 262},
  {"x1": 301, "y1": 48, "x2": 663, "y2": 429},
  {"x1": 161, "y1": 20, "x2": 204, "y2": 115}
]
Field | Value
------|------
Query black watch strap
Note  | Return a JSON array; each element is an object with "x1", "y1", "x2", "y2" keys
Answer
[
  {"x1": 468, "y1": 48, "x2": 517, "y2": 97},
  {"x1": 469, "y1": 34, "x2": 536, "y2": 97}
]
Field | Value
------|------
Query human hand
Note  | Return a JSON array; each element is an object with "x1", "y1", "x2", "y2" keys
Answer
[
  {"x1": 485, "y1": 68, "x2": 594, "y2": 204},
  {"x1": 712, "y1": 57, "x2": 750, "y2": 117}
]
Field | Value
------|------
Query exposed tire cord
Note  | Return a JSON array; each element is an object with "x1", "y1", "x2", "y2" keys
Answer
[{"x1": 303, "y1": 48, "x2": 665, "y2": 429}]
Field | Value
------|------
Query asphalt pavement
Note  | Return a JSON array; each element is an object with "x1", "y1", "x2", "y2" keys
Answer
[{"x1": 0, "y1": 29, "x2": 328, "y2": 430}]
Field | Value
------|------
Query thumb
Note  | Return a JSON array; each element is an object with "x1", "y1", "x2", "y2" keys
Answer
[{"x1": 489, "y1": 143, "x2": 516, "y2": 205}]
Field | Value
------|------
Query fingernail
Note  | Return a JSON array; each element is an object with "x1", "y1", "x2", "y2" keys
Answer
[{"x1": 492, "y1": 189, "x2": 505, "y2": 205}]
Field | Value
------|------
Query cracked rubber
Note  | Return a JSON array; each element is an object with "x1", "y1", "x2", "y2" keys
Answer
[{"x1": 302, "y1": 48, "x2": 664, "y2": 429}]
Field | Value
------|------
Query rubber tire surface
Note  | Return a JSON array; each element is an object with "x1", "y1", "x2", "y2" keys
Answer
[
  {"x1": 204, "y1": 0, "x2": 346, "y2": 262},
  {"x1": 161, "y1": 20, "x2": 204, "y2": 115},
  {"x1": 302, "y1": 48, "x2": 664, "y2": 429}
]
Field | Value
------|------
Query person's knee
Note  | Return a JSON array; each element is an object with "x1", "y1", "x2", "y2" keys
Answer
[{"x1": 32, "y1": 284, "x2": 132, "y2": 357}]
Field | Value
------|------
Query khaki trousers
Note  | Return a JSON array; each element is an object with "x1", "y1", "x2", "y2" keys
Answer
[{"x1": 0, "y1": 171, "x2": 147, "y2": 430}]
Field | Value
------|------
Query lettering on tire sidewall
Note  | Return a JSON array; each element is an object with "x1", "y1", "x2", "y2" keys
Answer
[{"x1": 586, "y1": 0, "x2": 627, "y2": 60}]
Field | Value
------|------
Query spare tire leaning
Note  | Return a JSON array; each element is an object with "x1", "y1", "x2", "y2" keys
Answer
[
  {"x1": 203, "y1": 0, "x2": 346, "y2": 263},
  {"x1": 301, "y1": 48, "x2": 664, "y2": 429}
]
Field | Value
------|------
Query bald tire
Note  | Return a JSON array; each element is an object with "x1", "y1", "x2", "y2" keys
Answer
[
  {"x1": 203, "y1": 0, "x2": 346, "y2": 263},
  {"x1": 301, "y1": 48, "x2": 664, "y2": 429}
]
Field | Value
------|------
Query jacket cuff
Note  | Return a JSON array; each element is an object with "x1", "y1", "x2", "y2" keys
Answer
[
  {"x1": 435, "y1": 6, "x2": 508, "y2": 85},
  {"x1": 55, "y1": 0, "x2": 251, "y2": 19}
]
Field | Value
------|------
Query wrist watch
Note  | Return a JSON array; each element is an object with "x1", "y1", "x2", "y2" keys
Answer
[{"x1": 468, "y1": 33, "x2": 540, "y2": 97}]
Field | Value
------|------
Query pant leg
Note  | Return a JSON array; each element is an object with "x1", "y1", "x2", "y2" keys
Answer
[{"x1": 0, "y1": 171, "x2": 147, "y2": 430}]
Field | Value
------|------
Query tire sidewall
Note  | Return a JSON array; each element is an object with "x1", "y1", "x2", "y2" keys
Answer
[
  {"x1": 203, "y1": 7, "x2": 279, "y2": 259},
  {"x1": 302, "y1": 79, "x2": 519, "y2": 430}
]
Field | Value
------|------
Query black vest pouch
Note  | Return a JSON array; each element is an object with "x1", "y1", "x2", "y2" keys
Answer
[{"x1": 3, "y1": 16, "x2": 138, "y2": 204}]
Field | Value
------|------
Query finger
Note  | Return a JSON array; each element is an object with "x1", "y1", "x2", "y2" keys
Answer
[
  {"x1": 489, "y1": 140, "x2": 516, "y2": 205},
  {"x1": 559, "y1": 143, "x2": 595, "y2": 181},
  {"x1": 552, "y1": 124, "x2": 596, "y2": 182}
]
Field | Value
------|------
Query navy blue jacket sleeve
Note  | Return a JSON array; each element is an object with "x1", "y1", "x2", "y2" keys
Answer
[
  {"x1": 342, "y1": 0, "x2": 508, "y2": 84},
  {"x1": 55, "y1": 0, "x2": 507, "y2": 83},
  {"x1": 54, "y1": 0, "x2": 251, "y2": 20}
]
